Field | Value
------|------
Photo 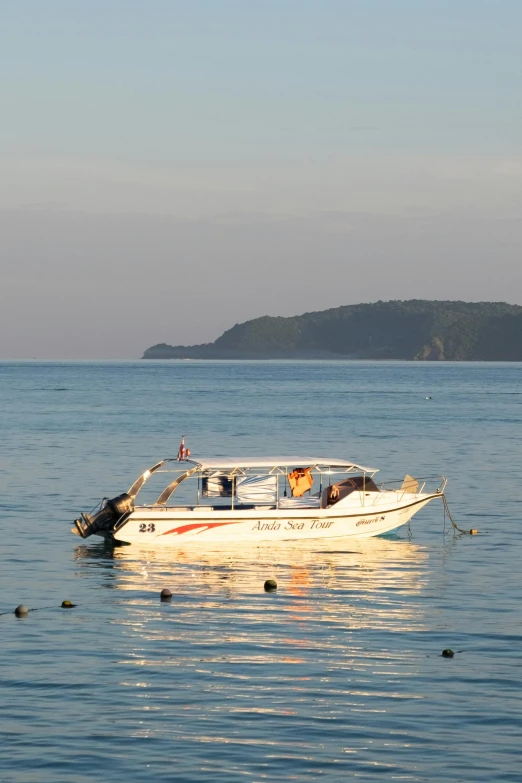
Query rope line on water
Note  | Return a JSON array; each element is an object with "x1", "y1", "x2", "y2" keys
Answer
[
  {"x1": 0, "y1": 601, "x2": 77, "y2": 618},
  {"x1": 442, "y1": 493, "x2": 478, "y2": 535}
]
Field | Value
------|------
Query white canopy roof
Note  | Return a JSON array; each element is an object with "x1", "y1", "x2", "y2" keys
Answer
[{"x1": 183, "y1": 456, "x2": 377, "y2": 473}]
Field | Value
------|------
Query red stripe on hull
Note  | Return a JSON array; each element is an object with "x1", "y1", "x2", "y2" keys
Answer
[{"x1": 161, "y1": 520, "x2": 241, "y2": 537}]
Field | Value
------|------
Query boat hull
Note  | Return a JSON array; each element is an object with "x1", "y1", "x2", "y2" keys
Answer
[{"x1": 111, "y1": 494, "x2": 439, "y2": 545}]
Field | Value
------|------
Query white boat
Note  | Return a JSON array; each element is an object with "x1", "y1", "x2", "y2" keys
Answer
[{"x1": 73, "y1": 454, "x2": 447, "y2": 545}]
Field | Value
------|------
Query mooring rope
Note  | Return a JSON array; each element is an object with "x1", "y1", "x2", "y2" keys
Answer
[{"x1": 442, "y1": 493, "x2": 478, "y2": 535}]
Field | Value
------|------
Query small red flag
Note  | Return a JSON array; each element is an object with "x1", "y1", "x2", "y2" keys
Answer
[{"x1": 178, "y1": 435, "x2": 185, "y2": 461}]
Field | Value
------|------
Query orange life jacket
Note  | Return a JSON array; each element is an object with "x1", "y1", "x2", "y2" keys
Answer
[{"x1": 287, "y1": 467, "x2": 314, "y2": 497}]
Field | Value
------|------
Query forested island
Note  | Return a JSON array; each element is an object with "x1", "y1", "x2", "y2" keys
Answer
[{"x1": 143, "y1": 300, "x2": 522, "y2": 361}]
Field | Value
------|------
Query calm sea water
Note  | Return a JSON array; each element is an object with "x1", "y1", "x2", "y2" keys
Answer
[{"x1": 0, "y1": 360, "x2": 521, "y2": 782}]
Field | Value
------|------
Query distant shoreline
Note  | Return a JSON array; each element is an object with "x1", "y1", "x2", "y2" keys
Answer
[
  {"x1": 141, "y1": 355, "x2": 521, "y2": 362},
  {"x1": 143, "y1": 299, "x2": 522, "y2": 362},
  {"x1": 142, "y1": 350, "x2": 360, "y2": 360}
]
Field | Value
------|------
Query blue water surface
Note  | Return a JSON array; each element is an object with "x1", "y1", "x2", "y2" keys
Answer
[{"x1": 0, "y1": 360, "x2": 521, "y2": 782}]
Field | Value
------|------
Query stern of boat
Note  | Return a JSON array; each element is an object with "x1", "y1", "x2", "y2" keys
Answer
[{"x1": 73, "y1": 493, "x2": 134, "y2": 539}]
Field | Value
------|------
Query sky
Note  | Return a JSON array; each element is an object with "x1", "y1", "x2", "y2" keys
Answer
[{"x1": 1, "y1": 0, "x2": 521, "y2": 358}]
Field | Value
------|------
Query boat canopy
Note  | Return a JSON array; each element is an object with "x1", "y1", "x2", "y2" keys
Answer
[
  {"x1": 126, "y1": 456, "x2": 378, "y2": 503},
  {"x1": 184, "y1": 457, "x2": 378, "y2": 473}
]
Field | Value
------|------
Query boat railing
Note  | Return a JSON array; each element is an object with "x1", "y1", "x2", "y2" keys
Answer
[{"x1": 374, "y1": 475, "x2": 447, "y2": 503}]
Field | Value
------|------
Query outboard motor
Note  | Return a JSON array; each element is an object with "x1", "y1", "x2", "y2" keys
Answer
[{"x1": 74, "y1": 493, "x2": 134, "y2": 539}]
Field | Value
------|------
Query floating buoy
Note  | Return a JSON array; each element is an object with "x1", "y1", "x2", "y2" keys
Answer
[
  {"x1": 470, "y1": 529, "x2": 478, "y2": 535},
  {"x1": 426, "y1": 396, "x2": 432, "y2": 400},
  {"x1": 14, "y1": 605, "x2": 29, "y2": 617},
  {"x1": 61, "y1": 600, "x2": 76, "y2": 608},
  {"x1": 442, "y1": 649, "x2": 454, "y2": 658},
  {"x1": 160, "y1": 588, "x2": 173, "y2": 601},
  {"x1": 264, "y1": 579, "x2": 277, "y2": 592}
]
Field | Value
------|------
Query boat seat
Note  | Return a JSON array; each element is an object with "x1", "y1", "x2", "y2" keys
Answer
[
  {"x1": 236, "y1": 503, "x2": 275, "y2": 509},
  {"x1": 321, "y1": 476, "x2": 379, "y2": 508}
]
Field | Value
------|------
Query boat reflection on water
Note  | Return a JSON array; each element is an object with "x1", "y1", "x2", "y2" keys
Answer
[
  {"x1": 74, "y1": 533, "x2": 432, "y2": 773},
  {"x1": 75, "y1": 534, "x2": 430, "y2": 633}
]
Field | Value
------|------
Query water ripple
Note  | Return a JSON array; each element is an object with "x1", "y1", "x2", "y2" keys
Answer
[{"x1": 1, "y1": 361, "x2": 521, "y2": 782}]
